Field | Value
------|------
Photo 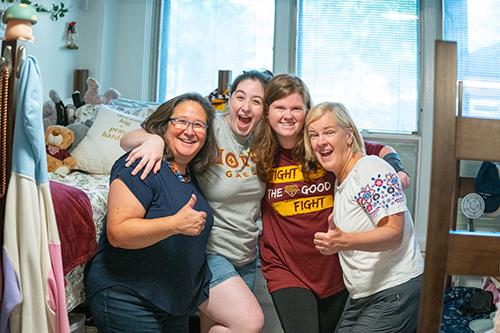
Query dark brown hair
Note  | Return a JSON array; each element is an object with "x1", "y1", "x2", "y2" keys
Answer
[
  {"x1": 141, "y1": 92, "x2": 218, "y2": 173},
  {"x1": 230, "y1": 69, "x2": 274, "y2": 95}
]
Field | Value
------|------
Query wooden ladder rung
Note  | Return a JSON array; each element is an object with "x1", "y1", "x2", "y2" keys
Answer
[
  {"x1": 456, "y1": 117, "x2": 500, "y2": 161},
  {"x1": 446, "y1": 231, "x2": 500, "y2": 276}
]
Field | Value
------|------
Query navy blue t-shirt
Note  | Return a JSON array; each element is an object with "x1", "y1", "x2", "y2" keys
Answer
[{"x1": 85, "y1": 153, "x2": 213, "y2": 316}]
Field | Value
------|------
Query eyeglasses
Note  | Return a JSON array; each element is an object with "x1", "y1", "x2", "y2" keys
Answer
[{"x1": 168, "y1": 118, "x2": 208, "y2": 133}]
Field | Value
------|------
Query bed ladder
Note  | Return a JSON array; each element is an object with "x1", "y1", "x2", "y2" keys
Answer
[{"x1": 417, "y1": 40, "x2": 500, "y2": 332}]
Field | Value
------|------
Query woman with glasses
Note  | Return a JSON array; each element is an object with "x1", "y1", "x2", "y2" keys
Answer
[
  {"x1": 85, "y1": 92, "x2": 218, "y2": 332},
  {"x1": 120, "y1": 70, "x2": 273, "y2": 333}
]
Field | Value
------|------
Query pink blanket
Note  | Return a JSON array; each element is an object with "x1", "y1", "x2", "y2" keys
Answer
[{"x1": 50, "y1": 180, "x2": 97, "y2": 275}]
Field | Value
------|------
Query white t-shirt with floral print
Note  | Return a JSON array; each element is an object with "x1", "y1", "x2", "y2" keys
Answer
[{"x1": 333, "y1": 155, "x2": 423, "y2": 299}]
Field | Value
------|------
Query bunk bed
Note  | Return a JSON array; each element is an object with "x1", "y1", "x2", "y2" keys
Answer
[{"x1": 417, "y1": 40, "x2": 500, "y2": 332}]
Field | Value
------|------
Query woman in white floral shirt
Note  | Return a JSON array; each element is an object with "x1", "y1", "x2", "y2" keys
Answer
[{"x1": 304, "y1": 102, "x2": 423, "y2": 333}]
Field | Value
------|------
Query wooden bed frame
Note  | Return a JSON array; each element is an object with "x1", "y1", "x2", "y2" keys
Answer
[{"x1": 417, "y1": 40, "x2": 500, "y2": 332}]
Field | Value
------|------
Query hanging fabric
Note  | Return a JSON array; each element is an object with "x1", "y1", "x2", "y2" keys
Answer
[{"x1": 1, "y1": 56, "x2": 69, "y2": 333}]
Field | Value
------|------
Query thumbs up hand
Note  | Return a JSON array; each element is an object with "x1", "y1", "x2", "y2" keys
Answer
[
  {"x1": 175, "y1": 194, "x2": 207, "y2": 236},
  {"x1": 327, "y1": 212, "x2": 336, "y2": 230},
  {"x1": 314, "y1": 212, "x2": 348, "y2": 255}
]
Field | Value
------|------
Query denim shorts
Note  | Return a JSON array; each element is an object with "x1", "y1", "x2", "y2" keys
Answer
[
  {"x1": 206, "y1": 252, "x2": 257, "y2": 291},
  {"x1": 89, "y1": 285, "x2": 189, "y2": 333}
]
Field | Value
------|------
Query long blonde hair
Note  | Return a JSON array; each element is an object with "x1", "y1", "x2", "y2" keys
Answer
[{"x1": 303, "y1": 102, "x2": 365, "y2": 175}]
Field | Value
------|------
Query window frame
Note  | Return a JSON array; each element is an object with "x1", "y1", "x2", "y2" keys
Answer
[
  {"x1": 274, "y1": 0, "x2": 427, "y2": 243},
  {"x1": 153, "y1": 0, "x2": 439, "y2": 247},
  {"x1": 156, "y1": 0, "x2": 276, "y2": 102},
  {"x1": 282, "y1": 0, "x2": 421, "y2": 135}
]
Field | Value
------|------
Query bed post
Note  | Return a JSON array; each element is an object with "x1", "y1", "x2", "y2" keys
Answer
[{"x1": 0, "y1": 39, "x2": 19, "y2": 250}]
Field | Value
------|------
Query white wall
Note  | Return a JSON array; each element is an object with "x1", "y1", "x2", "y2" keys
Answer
[
  {"x1": 414, "y1": 0, "x2": 441, "y2": 248},
  {"x1": 109, "y1": 0, "x2": 156, "y2": 100},
  {"x1": 76, "y1": 0, "x2": 156, "y2": 100},
  {"x1": 15, "y1": 0, "x2": 154, "y2": 101},
  {"x1": 18, "y1": 0, "x2": 81, "y2": 99}
]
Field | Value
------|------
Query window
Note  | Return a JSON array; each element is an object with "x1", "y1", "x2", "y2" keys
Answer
[
  {"x1": 296, "y1": 0, "x2": 420, "y2": 133},
  {"x1": 443, "y1": 0, "x2": 500, "y2": 119},
  {"x1": 158, "y1": 0, "x2": 275, "y2": 101}
]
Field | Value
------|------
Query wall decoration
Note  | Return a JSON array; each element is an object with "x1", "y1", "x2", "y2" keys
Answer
[{"x1": 66, "y1": 21, "x2": 77, "y2": 49}]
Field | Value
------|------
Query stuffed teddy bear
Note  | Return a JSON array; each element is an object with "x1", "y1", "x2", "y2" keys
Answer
[
  {"x1": 83, "y1": 77, "x2": 121, "y2": 105},
  {"x1": 45, "y1": 125, "x2": 77, "y2": 175}
]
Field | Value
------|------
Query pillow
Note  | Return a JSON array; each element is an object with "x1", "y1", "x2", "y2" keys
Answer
[
  {"x1": 74, "y1": 102, "x2": 159, "y2": 126},
  {"x1": 70, "y1": 106, "x2": 143, "y2": 174},
  {"x1": 128, "y1": 106, "x2": 158, "y2": 119},
  {"x1": 111, "y1": 97, "x2": 160, "y2": 109},
  {"x1": 74, "y1": 104, "x2": 101, "y2": 125}
]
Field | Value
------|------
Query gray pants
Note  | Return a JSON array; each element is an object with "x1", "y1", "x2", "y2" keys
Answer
[{"x1": 335, "y1": 274, "x2": 422, "y2": 333}]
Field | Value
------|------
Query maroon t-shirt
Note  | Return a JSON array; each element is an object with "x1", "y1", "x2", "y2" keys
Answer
[
  {"x1": 365, "y1": 141, "x2": 383, "y2": 156},
  {"x1": 259, "y1": 141, "x2": 384, "y2": 298}
]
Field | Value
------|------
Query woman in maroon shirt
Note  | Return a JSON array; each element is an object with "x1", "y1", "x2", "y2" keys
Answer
[{"x1": 251, "y1": 73, "x2": 410, "y2": 333}]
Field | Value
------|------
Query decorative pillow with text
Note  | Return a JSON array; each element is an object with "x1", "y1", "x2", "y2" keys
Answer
[{"x1": 71, "y1": 106, "x2": 142, "y2": 174}]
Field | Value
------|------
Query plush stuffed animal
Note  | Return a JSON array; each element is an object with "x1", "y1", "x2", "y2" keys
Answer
[
  {"x1": 43, "y1": 89, "x2": 76, "y2": 130},
  {"x1": 83, "y1": 77, "x2": 121, "y2": 105},
  {"x1": 72, "y1": 90, "x2": 85, "y2": 108},
  {"x1": 49, "y1": 89, "x2": 76, "y2": 126},
  {"x1": 66, "y1": 122, "x2": 90, "y2": 153},
  {"x1": 45, "y1": 125, "x2": 77, "y2": 174},
  {"x1": 43, "y1": 101, "x2": 57, "y2": 130}
]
